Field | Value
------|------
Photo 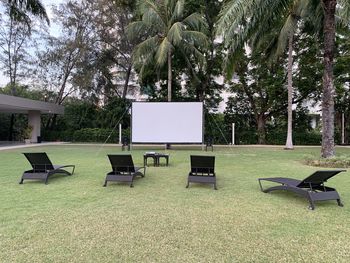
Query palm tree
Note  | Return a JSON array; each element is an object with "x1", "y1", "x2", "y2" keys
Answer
[
  {"x1": 127, "y1": 0, "x2": 208, "y2": 101},
  {"x1": 252, "y1": 5, "x2": 302, "y2": 150},
  {"x1": 6, "y1": 0, "x2": 49, "y2": 24},
  {"x1": 217, "y1": 0, "x2": 350, "y2": 157}
]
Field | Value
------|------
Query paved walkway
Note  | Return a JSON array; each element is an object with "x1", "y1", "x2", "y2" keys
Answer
[
  {"x1": 1, "y1": 142, "x2": 349, "y2": 151},
  {"x1": 0, "y1": 142, "x2": 67, "y2": 151}
]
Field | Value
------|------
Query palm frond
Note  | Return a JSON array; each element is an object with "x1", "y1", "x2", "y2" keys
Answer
[
  {"x1": 337, "y1": 0, "x2": 350, "y2": 26},
  {"x1": 8, "y1": 0, "x2": 49, "y2": 25},
  {"x1": 182, "y1": 30, "x2": 208, "y2": 49},
  {"x1": 132, "y1": 36, "x2": 159, "y2": 64},
  {"x1": 275, "y1": 14, "x2": 298, "y2": 58},
  {"x1": 126, "y1": 21, "x2": 149, "y2": 41},
  {"x1": 168, "y1": 22, "x2": 184, "y2": 46},
  {"x1": 142, "y1": 6, "x2": 167, "y2": 32},
  {"x1": 181, "y1": 42, "x2": 206, "y2": 66},
  {"x1": 217, "y1": 0, "x2": 291, "y2": 47},
  {"x1": 138, "y1": 0, "x2": 167, "y2": 25},
  {"x1": 155, "y1": 37, "x2": 172, "y2": 66},
  {"x1": 183, "y1": 13, "x2": 208, "y2": 32},
  {"x1": 216, "y1": 0, "x2": 293, "y2": 76},
  {"x1": 170, "y1": 0, "x2": 184, "y2": 23}
]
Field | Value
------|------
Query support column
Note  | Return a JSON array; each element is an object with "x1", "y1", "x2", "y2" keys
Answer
[
  {"x1": 232, "y1": 123, "x2": 235, "y2": 145},
  {"x1": 342, "y1": 112, "x2": 345, "y2": 145},
  {"x1": 28, "y1": 110, "x2": 41, "y2": 143},
  {"x1": 119, "y1": 123, "x2": 122, "y2": 144}
]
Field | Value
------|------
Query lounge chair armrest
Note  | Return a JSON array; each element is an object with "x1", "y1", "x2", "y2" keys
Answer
[
  {"x1": 135, "y1": 166, "x2": 146, "y2": 175},
  {"x1": 53, "y1": 165, "x2": 75, "y2": 175}
]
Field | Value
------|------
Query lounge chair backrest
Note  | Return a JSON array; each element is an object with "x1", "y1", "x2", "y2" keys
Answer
[
  {"x1": 23, "y1": 152, "x2": 54, "y2": 171},
  {"x1": 190, "y1": 155, "x2": 215, "y2": 175},
  {"x1": 108, "y1": 154, "x2": 135, "y2": 173},
  {"x1": 297, "y1": 170, "x2": 345, "y2": 187}
]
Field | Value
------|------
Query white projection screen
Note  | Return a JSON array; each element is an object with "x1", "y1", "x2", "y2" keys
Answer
[{"x1": 132, "y1": 102, "x2": 203, "y2": 143}]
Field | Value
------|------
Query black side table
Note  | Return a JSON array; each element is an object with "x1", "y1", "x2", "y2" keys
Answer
[
  {"x1": 143, "y1": 153, "x2": 170, "y2": 167},
  {"x1": 144, "y1": 153, "x2": 157, "y2": 166},
  {"x1": 156, "y1": 153, "x2": 169, "y2": 166}
]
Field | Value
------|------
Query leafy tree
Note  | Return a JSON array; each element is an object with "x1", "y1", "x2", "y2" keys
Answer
[
  {"x1": 127, "y1": 0, "x2": 208, "y2": 101},
  {"x1": 31, "y1": 1, "x2": 98, "y2": 129},
  {"x1": 6, "y1": 0, "x2": 49, "y2": 25},
  {"x1": 334, "y1": 26, "x2": 350, "y2": 143},
  {"x1": 217, "y1": 0, "x2": 350, "y2": 157},
  {"x1": 72, "y1": 0, "x2": 138, "y2": 101},
  {"x1": 226, "y1": 49, "x2": 288, "y2": 144},
  {"x1": 0, "y1": 3, "x2": 44, "y2": 140},
  {"x1": 0, "y1": 6, "x2": 32, "y2": 95},
  {"x1": 175, "y1": 0, "x2": 224, "y2": 110}
]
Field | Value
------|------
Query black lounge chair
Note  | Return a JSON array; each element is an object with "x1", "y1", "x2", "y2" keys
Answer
[
  {"x1": 258, "y1": 170, "x2": 346, "y2": 210},
  {"x1": 103, "y1": 154, "x2": 145, "y2": 187},
  {"x1": 186, "y1": 155, "x2": 217, "y2": 190},
  {"x1": 20, "y1": 152, "x2": 75, "y2": 184}
]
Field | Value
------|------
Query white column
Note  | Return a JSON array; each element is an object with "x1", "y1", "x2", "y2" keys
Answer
[
  {"x1": 232, "y1": 123, "x2": 235, "y2": 145},
  {"x1": 342, "y1": 113, "x2": 345, "y2": 144},
  {"x1": 28, "y1": 110, "x2": 41, "y2": 143},
  {"x1": 119, "y1": 123, "x2": 122, "y2": 144}
]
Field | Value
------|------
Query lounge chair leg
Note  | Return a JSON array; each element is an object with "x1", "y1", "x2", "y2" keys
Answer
[
  {"x1": 44, "y1": 178, "x2": 49, "y2": 185},
  {"x1": 258, "y1": 179, "x2": 266, "y2": 192},
  {"x1": 103, "y1": 181, "x2": 107, "y2": 187},
  {"x1": 337, "y1": 199, "x2": 344, "y2": 207},
  {"x1": 19, "y1": 178, "x2": 23, "y2": 184},
  {"x1": 213, "y1": 183, "x2": 217, "y2": 190},
  {"x1": 130, "y1": 183, "x2": 134, "y2": 188},
  {"x1": 308, "y1": 200, "x2": 315, "y2": 210},
  {"x1": 186, "y1": 182, "x2": 190, "y2": 188}
]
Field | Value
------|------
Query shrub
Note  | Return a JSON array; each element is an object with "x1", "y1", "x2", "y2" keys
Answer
[
  {"x1": 265, "y1": 131, "x2": 322, "y2": 145},
  {"x1": 42, "y1": 128, "x2": 118, "y2": 143},
  {"x1": 303, "y1": 155, "x2": 350, "y2": 168}
]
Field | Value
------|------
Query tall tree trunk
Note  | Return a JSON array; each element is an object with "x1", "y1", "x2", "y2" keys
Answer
[
  {"x1": 285, "y1": 33, "x2": 294, "y2": 150},
  {"x1": 167, "y1": 50, "x2": 172, "y2": 102},
  {"x1": 257, "y1": 114, "x2": 266, "y2": 144},
  {"x1": 122, "y1": 64, "x2": 132, "y2": 99},
  {"x1": 321, "y1": 0, "x2": 336, "y2": 158}
]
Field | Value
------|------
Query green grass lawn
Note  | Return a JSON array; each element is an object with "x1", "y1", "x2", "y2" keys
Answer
[{"x1": 1, "y1": 145, "x2": 350, "y2": 262}]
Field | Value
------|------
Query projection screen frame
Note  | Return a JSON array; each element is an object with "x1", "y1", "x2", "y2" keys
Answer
[{"x1": 131, "y1": 102, "x2": 204, "y2": 144}]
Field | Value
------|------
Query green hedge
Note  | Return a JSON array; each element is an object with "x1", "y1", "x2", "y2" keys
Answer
[
  {"x1": 265, "y1": 131, "x2": 322, "y2": 145},
  {"x1": 42, "y1": 128, "x2": 130, "y2": 143},
  {"x1": 235, "y1": 131, "x2": 322, "y2": 145},
  {"x1": 42, "y1": 128, "x2": 321, "y2": 145}
]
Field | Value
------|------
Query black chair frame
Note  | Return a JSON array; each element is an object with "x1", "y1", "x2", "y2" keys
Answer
[
  {"x1": 258, "y1": 170, "x2": 346, "y2": 210},
  {"x1": 20, "y1": 152, "x2": 75, "y2": 185},
  {"x1": 104, "y1": 155, "x2": 145, "y2": 187},
  {"x1": 186, "y1": 155, "x2": 217, "y2": 190}
]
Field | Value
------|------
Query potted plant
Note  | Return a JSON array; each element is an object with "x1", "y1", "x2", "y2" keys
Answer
[{"x1": 23, "y1": 125, "x2": 33, "y2": 144}]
